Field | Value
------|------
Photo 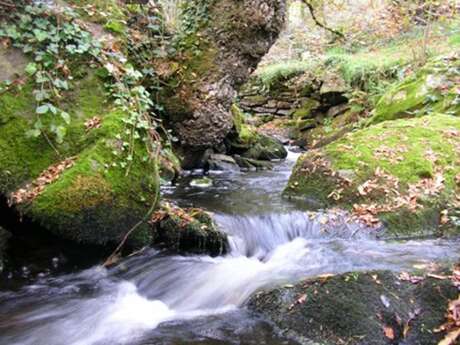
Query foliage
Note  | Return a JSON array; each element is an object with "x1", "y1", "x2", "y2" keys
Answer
[
  {"x1": 255, "y1": 60, "x2": 314, "y2": 91},
  {"x1": 0, "y1": 3, "x2": 163, "y2": 173},
  {"x1": 0, "y1": 5, "x2": 100, "y2": 144}
]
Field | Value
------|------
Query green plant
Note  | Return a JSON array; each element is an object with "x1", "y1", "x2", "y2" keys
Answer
[
  {"x1": 0, "y1": 5, "x2": 100, "y2": 145},
  {"x1": 0, "y1": 3, "x2": 163, "y2": 173}
]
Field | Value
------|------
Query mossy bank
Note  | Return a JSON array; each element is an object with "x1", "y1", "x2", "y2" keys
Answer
[{"x1": 285, "y1": 115, "x2": 460, "y2": 238}]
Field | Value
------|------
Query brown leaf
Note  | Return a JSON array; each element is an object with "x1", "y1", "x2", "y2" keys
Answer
[{"x1": 384, "y1": 325, "x2": 395, "y2": 340}]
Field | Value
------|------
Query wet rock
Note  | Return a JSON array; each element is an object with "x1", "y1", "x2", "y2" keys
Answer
[
  {"x1": 253, "y1": 106, "x2": 279, "y2": 114},
  {"x1": 234, "y1": 156, "x2": 273, "y2": 170},
  {"x1": 208, "y1": 154, "x2": 240, "y2": 172},
  {"x1": 190, "y1": 177, "x2": 213, "y2": 188},
  {"x1": 249, "y1": 270, "x2": 457, "y2": 345},
  {"x1": 241, "y1": 134, "x2": 287, "y2": 161},
  {"x1": 327, "y1": 103, "x2": 350, "y2": 118},
  {"x1": 150, "y1": 206, "x2": 228, "y2": 256}
]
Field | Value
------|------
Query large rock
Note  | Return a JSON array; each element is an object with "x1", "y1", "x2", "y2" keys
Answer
[
  {"x1": 150, "y1": 205, "x2": 228, "y2": 256},
  {"x1": 368, "y1": 54, "x2": 460, "y2": 126},
  {"x1": 159, "y1": 0, "x2": 286, "y2": 149},
  {"x1": 0, "y1": 65, "x2": 160, "y2": 246},
  {"x1": 249, "y1": 270, "x2": 457, "y2": 345},
  {"x1": 285, "y1": 115, "x2": 460, "y2": 238}
]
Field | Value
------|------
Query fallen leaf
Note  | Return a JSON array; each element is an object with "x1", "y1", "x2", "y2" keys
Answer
[{"x1": 384, "y1": 325, "x2": 395, "y2": 340}]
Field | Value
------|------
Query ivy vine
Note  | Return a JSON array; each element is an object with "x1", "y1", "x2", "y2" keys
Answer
[{"x1": 0, "y1": 3, "x2": 162, "y2": 170}]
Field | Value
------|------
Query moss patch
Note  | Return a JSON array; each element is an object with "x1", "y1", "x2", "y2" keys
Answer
[
  {"x1": 26, "y1": 109, "x2": 159, "y2": 245},
  {"x1": 369, "y1": 54, "x2": 460, "y2": 125},
  {"x1": 0, "y1": 71, "x2": 107, "y2": 194},
  {"x1": 249, "y1": 270, "x2": 458, "y2": 345},
  {"x1": 285, "y1": 115, "x2": 460, "y2": 237}
]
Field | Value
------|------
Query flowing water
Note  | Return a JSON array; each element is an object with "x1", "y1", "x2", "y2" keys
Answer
[{"x1": 0, "y1": 149, "x2": 459, "y2": 345}]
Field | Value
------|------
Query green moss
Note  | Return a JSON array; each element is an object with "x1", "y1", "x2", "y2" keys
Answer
[
  {"x1": 231, "y1": 103, "x2": 244, "y2": 134},
  {"x1": 286, "y1": 115, "x2": 460, "y2": 236},
  {"x1": 292, "y1": 98, "x2": 320, "y2": 120},
  {"x1": 369, "y1": 55, "x2": 460, "y2": 125},
  {"x1": 66, "y1": 0, "x2": 127, "y2": 33},
  {"x1": 28, "y1": 109, "x2": 159, "y2": 245},
  {"x1": 0, "y1": 69, "x2": 160, "y2": 246},
  {"x1": 255, "y1": 60, "x2": 314, "y2": 90},
  {"x1": 0, "y1": 71, "x2": 109, "y2": 193}
]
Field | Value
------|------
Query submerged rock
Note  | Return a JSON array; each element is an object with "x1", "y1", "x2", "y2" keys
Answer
[
  {"x1": 208, "y1": 154, "x2": 240, "y2": 172},
  {"x1": 249, "y1": 270, "x2": 457, "y2": 345},
  {"x1": 150, "y1": 205, "x2": 228, "y2": 256},
  {"x1": 190, "y1": 177, "x2": 213, "y2": 188},
  {"x1": 285, "y1": 115, "x2": 460, "y2": 238}
]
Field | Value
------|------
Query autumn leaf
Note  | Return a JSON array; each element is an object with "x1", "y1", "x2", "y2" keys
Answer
[{"x1": 383, "y1": 325, "x2": 395, "y2": 340}]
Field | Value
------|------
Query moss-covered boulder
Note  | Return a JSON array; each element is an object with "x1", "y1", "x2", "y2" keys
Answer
[
  {"x1": 227, "y1": 104, "x2": 287, "y2": 162},
  {"x1": 150, "y1": 205, "x2": 228, "y2": 256},
  {"x1": 249, "y1": 270, "x2": 458, "y2": 345},
  {"x1": 369, "y1": 54, "x2": 460, "y2": 125},
  {"x1": 0, "y1": 68, "x2": 159, "y2": 246},
  {"x1": 285, "y1": 115, "x2": 460, "y2": 237}
]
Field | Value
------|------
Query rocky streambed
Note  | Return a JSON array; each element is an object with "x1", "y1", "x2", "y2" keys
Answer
[{"x1": 0, "y1": 148, "x2": 459, "y2": 345}]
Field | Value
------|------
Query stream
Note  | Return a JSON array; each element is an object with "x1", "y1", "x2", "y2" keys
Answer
[{"x1": 0, "y1": 149, "x2": 459, "y2": 345}]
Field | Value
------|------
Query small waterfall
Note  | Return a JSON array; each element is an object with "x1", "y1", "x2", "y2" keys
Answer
[
  {"x1": 0, "y1": 149, "x2": 459, "y2": 345},
  {"x1": 1, "y1": 211, "x2": 458, "y2": 345}
]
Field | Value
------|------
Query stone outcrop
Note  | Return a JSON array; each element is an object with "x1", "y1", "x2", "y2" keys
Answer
[
  {"x1": 159, "y1": 0, "x2": 287, "y2": 150},
  {"x1": 249, "y1": 270, "x2": 458, "y2": 345},
  {"x1": 238, "y1": 70, "x2": 350, "y2": 147}
]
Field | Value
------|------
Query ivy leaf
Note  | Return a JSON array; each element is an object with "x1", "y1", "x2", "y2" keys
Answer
[
  {"x1": 60, "y1": 111, "x2": 70, "y2": 124},
  {"x1": 36, "y1": 104, "x2": 49, "y2": 114},
  {"x1": 33, "y1": 89, "x2": 50, "y2": 102},
  {"x1": 54, "y1": 125, "x2": 67, "y2": 144},
  {"x1": 25, "y1": 63, "x2": 38, "y2": 76},
  {"x1": 33, "y1": 29, "x2": 48, "y2": 42},
  {"x1": 26, "y1": 128, "x2": 42, "y2": 138}
]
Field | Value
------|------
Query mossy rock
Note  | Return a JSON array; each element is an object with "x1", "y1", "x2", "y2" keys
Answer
[
  {"x1": 151, "y1": 207, "x2": 228, "y2": 256},
  {"x1": 241, "y1": 134, "x2": 287, "y2": 161},
  {"x1": 228, "y1": 104, "x2": 288, "y2": 161},
  {"x1": 249, "y1": 270, "x2": 457, "y2": 345},
  {"x1": 369, "y1": 54, "x2": 460, "y2": 125},
  {"x1": 292, "y1": 98, "x2": 321, "y2": 120},
  {"x1": 0, "y1": 70, "x2": 159, "y2": 246},
  {"x1": 285, "y1": 115, "x2": 460, "y2": 237}
]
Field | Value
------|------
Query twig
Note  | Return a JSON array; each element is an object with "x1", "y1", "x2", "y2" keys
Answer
[
  {"x1": 0, "y1": 0, "x2": 15, "y2": 8},
  {"x1": 103, "y1": 131, "x2": 162, "y2": 267},
  {"x1": 301, "y1": 0, "x2": 345, "y2": 39}
]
